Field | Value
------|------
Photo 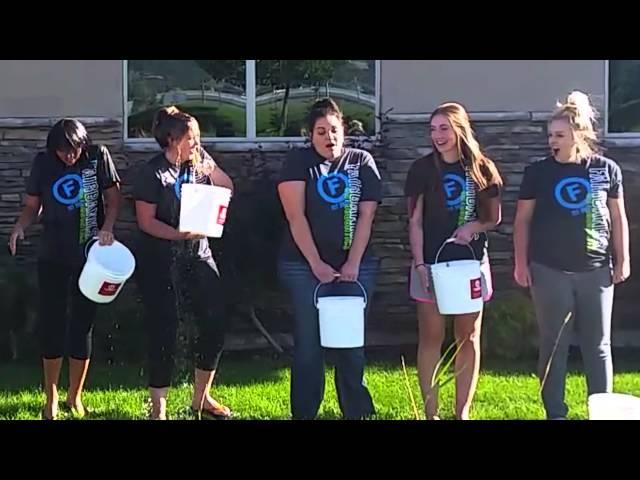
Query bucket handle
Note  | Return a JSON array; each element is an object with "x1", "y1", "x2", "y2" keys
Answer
[
  {"x1": 84, "y1": 236, "x2": 100, "y2": 259},
  {"x1": 434, "y1": 238, "x2": 477, "y2": 264},
  {"x1": 313, "y1": 280, "x2": 368, "y2": 308}
]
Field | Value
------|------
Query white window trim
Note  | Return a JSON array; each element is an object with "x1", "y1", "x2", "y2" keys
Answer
[
  {"x1": 122, "y1": 60, "x2": 381, "y2": 145},
  {"x1": 604, "y1": 59, "x2": 640, "y2": 139}
]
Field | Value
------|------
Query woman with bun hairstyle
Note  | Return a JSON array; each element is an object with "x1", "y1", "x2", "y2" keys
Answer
[
  {"x1": 133, "y1": 106, "x2": 234, "y2": 420},
  {"x1": 514, "y1": 91, "x2": 631, "y2": 419}
]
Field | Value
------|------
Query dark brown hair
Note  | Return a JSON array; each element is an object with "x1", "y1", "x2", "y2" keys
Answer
[
  {"x1": 152, "y1": 106, "x2": 193, "y2": 149},
  {"x1": 305, "y1": 98, "x2": 344, "y2": 134}
]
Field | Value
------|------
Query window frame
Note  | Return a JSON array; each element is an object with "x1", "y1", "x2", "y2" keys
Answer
[
  {"x1": 604, "y1": 59, "x2": 640, "y2": 139},
  {"x1": 122, "y1": 60, "x2": 381, "y2": 144}
]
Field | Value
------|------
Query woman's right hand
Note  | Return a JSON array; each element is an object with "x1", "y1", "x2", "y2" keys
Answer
[
  {"x1": 179, "y1": 231, "x2": 205, "y2": 241},
  {"x1": 514, "y1": 263, "x2": 532, "y2": 288},
  {"x1": 310, "y1": 260, "x2": 340, "y2": 284},
  {"x1": 8, "y1": 224, "x2": 24, "y2": 256}
]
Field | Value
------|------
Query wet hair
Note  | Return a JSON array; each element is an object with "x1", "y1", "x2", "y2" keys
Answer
[
  {"x1": 46, "y1": 119, "x2": 90, "y2": 156},
  {"x1": 550, "y1": 90, "x2": 600, "y2": 160},
  {"x1": 152, "y1": 106, "x2": 193, "y2": 149},
  {"x1": 305, "y1": 98, "x2": 344, "y2": 134}
]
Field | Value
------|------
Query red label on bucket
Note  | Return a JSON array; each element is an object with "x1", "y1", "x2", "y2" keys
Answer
[
  {"x1": 470, "y1": 278, "x2": 482, "y2": 299},
  {"x1": 216, "y1": 205, "x2": 228, "y2": 225},
  {"x1": 99, "y1": 281, "x2": 122, "y2": 296}
]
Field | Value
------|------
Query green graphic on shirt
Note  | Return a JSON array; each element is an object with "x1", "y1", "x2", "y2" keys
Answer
[
  {"x1": 79, "y1": 187, "x2": 87, "y2": 244},
  {"x1": 342, "y1": 188, "x2": 352, "y2": 250}
]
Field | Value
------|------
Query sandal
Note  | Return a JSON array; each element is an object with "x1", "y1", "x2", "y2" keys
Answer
[{"x1": 191, "y1": 402, "x2": 233, "y2": 420}]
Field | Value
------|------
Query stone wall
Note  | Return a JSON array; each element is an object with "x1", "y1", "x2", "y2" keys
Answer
[{"x1": 1, "y1": 114, "x2": 638, "y2": 349}]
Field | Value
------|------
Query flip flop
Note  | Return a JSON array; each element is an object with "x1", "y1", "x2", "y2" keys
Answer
[{"x1": 190, "y1": 402, "x2": 233, "y2": 420}]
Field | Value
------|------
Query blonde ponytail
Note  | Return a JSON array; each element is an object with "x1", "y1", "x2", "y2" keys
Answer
[{"x1": 551, "y1": 90, "x2": 600, "y2": 160}]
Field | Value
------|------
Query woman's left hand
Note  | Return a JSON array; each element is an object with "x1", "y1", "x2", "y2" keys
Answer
[
  {"x1": 339, "y1": 259, "x2": 360, "y2": 282},
  {"x1": 201, "y1": 158, "x2": 216, "y2": 176},
  {"x1": 452, "y1": 222, "x2": 479, "y2": 245},
  {"x1": 98, "y1": 230, "x2": 115, "y2": 246}
]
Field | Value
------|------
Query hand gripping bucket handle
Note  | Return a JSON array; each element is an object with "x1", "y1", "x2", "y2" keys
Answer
[
  {"x1": 314, "y1": 280, "x2": 368, "y2": 307},
  {"x1": 434, "y1": 238, "x2": 477, "y2": 264}
]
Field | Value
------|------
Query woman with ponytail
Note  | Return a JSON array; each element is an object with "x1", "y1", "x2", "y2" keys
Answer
[
  {"x1": 404, "y1": 102, "x2": 503, "y2": 420},
  {"x1": 133, "y1": 106, "x2": 234, "y2": 420},
  {"x1": 514, "y1": 91, "x2": 631, "y2": 419}
]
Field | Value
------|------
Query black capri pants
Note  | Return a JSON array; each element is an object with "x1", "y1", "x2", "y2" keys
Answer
[
  {"x1": 136, "y1": 252, "x2": 228, "y2": 389},
  {"x1": 37, "y1": 259, "x2": 98, "y2": 360}
]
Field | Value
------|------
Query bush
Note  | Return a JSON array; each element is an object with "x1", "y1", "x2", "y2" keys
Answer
[{"x1": 481, "y1": 291, "x2": 538, "y2": 361}]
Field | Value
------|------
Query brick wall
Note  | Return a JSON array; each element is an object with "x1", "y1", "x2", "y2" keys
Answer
[{"x1": 1, "y1": 114, "x2": 638, "y2": 348}]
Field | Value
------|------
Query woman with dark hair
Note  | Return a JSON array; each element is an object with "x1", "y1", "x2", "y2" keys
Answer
[
  {"x1": 277, "y1": 98, "x2": 382, "y2": 420},
  {"x1": 8, "y1": 118, "x2": 122, "y2": 420},
  {"x1": 133, "y1": 106, "x2": 234, "y2": 420}
]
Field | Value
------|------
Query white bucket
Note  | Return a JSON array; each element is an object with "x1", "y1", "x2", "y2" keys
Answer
[
  {"x1": 78, "y1": 238, "x2": 136, "y2": 304},
  {"x1": 430, "y1": 239, "x2": 482, "y2": 315},
  {"x1": 179, "y1": 183, "x2": 232, "y2": 238},
  {"x1": 588, "y1": 393, "x2": 640, "y2": 420},
  {"x1": 314, "y1": 281, "x2": 367, "y2": 349}
]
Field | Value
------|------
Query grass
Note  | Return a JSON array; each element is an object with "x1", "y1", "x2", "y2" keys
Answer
[{"x1": 2, "y1": 353, "x2": 640, "y2": 420}]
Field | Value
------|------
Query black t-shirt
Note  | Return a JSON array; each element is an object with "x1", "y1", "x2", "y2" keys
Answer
[
  {"x1": 278, "y1": 147, "x2": 382, "y2": 269},
  {"x1": 26, "y1": 145, "x2": 119, "y2": 266},
  {"x1": 133, "y1": 148, "x2": 219, "y2": 261},
  {"x1": 404, "y1": 156, "x2": 500, "y2": 264},
  {"x1": 519, "y1": 155, "x2": 623, "y2": 272}
]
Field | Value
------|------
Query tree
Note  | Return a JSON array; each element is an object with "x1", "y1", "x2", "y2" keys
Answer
[{"x1": 256, "y1": 60, "x2": 347, "y2": 136}]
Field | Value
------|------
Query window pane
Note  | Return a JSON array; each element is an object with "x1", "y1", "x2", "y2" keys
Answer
[
  {"x1": 608, "y1": 60, "x2": 640, "y2": 134},
  {"x1": 255, "y1": 60, "x2": 376, "y2": 137},
  {"x1": 127, "y1": 60, "x2": 246, "y2": 138}
]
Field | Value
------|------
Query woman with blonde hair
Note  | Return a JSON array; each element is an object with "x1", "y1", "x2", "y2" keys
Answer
[
  {"x1": 514, "y1": 91, "x2": 630, "y2": 420},
  {"x1": 404, "y1": 102, "x2": 503, "y2": 420}
]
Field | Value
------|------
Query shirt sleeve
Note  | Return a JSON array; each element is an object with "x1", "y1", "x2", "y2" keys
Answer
[
  {"x1": 608, "y1": 161, "x2": 623, "y2": 199},
  {"x1": 133, "y1": 162, "x2": 161, "y2": 204},
  {"x1": 518, "y1": 164, "x2": 538, "y2": 200},
  {"x1": 25, "y1": 153, "x2": 44, "y2": 196},
  {"x1": 278, "y1": 149, "x2": 308, "y2": 183},
  {"x1": 96, "y1": 145, "x2": 120, "y2": 190},
  {"x1": 359, "y1": 151, "x2": 382, "y2": 203}
]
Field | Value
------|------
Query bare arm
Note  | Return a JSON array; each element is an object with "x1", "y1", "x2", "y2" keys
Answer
[
  {"x1": 347, "y1": 201, "x2": 377, "y2": 265},
  {"x1": 452, "y1": 195, "x2": 502, "y2": 244},
  {"x1": 339, "y1": 201, "x2": 378, "y2": 281},
  {"x1": 135, "y1": 200, "x2": 193, "y2": 241},
  {"x1": 101, "y1": 185, "x2": 122, "y2": 233},
  {"x1": 209, "y1": 164, "x2": 234, "y2": 192},
  {"x1": 608, "y1": 194, "x2": 631, "y2": 283},
  {"x1": 513, "y1": 199, "x2": 536, "y2": 287},
  {"x1": 278, "y1": 181, "x2": 338, "y2": 283},
  {"x1": 8, "y1": 195, "x2": 41, "y2": 255},
  {"x1": 278, "y1": 181, "x2": 322, "y2": 266},
  {"x1": 408, "y1": 195, "x2": 425, "y2": 266}
]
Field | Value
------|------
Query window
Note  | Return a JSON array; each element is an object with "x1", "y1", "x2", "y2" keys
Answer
[
  {"x1": 125, "y1": 60, "x2": 378, "y2": 141},
  {"x1": 607, "y1": 60, "x2": 640, "y2": 135}
]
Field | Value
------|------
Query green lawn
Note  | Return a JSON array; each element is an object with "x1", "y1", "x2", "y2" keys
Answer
[{"x1": 2, "y1": 355, "x2": 640, "y2": 420}]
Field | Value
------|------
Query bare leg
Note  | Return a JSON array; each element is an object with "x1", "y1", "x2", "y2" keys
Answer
[
  {"x1": 149, "y1": 387, "x2": 169, "y2": 420},
  {"x1": 416, "y1": 302, "x2": 446, "y2": 419},
  {"x1": 453, "y1": 309, "x2": 483, "y2": 420},
  {"x1": 67, "y1": 357, "x2": 90, "y2": 417},
  {"x1": 42, "y1": 357, "x2": 63, "y2": 420}
]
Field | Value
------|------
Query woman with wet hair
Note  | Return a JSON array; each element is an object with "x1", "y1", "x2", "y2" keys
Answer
[
  {"x1": 9, "y1": 118, "x2": 121, "y2": 419},
  {"x1": 134, "y1": 106, "x2": 234, "y2": 420}
]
